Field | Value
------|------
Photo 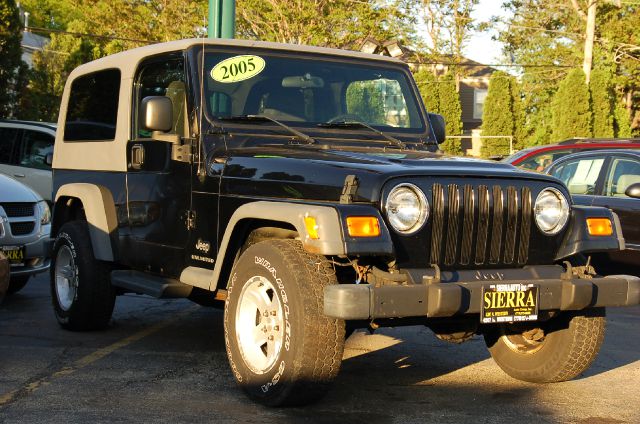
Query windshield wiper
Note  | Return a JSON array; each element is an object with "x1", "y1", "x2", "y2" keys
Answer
[
  {"x1": 216, "y1": 114, "x2": 316, "y2": 145},
  {"x1": 318, "y1": 120, "x2": 407, "y2": 150}
]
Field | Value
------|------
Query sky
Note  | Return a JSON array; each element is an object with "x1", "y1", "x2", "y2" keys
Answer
[{"x1": 463, "y1": 0, "x2": 512, "y2": 65}]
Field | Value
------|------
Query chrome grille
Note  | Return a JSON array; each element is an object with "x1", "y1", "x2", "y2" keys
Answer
[{"x1": 430, "y1": 183, "x2": 532, "y2": 267}]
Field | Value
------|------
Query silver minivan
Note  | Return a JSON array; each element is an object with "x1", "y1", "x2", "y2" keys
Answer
[
  {"x1": 0, "y1": 120, "x2": 55, "y2": 202},
  {"x1": 0, "y1": 173, "x2": 51, "y2": 294}
]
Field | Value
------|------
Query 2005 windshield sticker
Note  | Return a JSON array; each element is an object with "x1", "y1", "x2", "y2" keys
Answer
[{"x1": 211, "y1": 55, "x2": 266, "y2": 83}]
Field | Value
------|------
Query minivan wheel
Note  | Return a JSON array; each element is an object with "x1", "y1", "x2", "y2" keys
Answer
[
  {"x1": 50, "y1": 221, "x2": 116, "y2": 330},
  {"x1": 224, "y1": 239, "x2": 345, "y2": 406}
]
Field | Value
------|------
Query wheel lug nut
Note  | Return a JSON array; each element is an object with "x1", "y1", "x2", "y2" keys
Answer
[
  {"x1": 270, "y1": 311, "x2": 277, "y2": 316},
  {"x1": 268, "y1": 335, "x2": 274, "y2": 341},
  {"x1": 263, "y1": 311, "x2": 269, "y2": 317},
  {"x1": 274, "y1": 325, "x2": 279, "y2": 331}
]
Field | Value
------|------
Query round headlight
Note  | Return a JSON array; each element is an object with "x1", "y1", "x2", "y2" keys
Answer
[
  {"x1": 385, "y1": 183, "x2": 429, "y2": 234},
  {"x1": 534, "y1": 188, "x2": 569, "y2": 235}
]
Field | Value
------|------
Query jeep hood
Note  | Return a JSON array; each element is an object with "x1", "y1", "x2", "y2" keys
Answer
[{"x1": 220, "y1": 146, "x2": 564, "y2": 202}]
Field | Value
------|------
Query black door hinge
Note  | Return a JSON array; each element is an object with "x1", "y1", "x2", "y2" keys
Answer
[
  {"x1": 340, "y1": 175, "x2": 359, "y2": 204},
  {"x1": 186, "y1": 210, "x2": 196, "y2": 230}
]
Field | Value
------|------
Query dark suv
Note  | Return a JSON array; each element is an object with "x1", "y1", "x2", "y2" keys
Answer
[{"x1": 49, "y1": 39, "x2": 639, "y2": 406}]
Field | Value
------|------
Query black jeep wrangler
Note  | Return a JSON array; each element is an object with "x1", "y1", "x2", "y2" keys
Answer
[{"x1": 50, "y1": 38, "x2": 640, "y2": 406}]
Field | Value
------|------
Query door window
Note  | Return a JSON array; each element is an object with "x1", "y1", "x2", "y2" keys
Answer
[
  {"x1": 519, "y1": 149, "x2": 573, "y2": 171},
  {"x1": 64, "y1": 69, "x2": 121, "y2": 141},
  {"x1": 0, "y1": 127, "x2": 19, "y2": 164},
  {"x1": 19, "y1": 130, "x2": 54, "y2": 170},
  {"x1": 134, "y1": 57, "x2": 186, "y2": 139},
  {"x1": 549, "y1": 157, "x2": 605, "y2": 195},
  {"x1": 604, "y1": 157, "x2": 640, "y2": 197}
]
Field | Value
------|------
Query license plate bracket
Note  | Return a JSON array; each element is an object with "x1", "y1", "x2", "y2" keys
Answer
[
  {"x1": 481, "y1": 283, "x2": 539, "y2": 324},
  {"x1": 1, "y1": 246, "x2": 25, "y2": 265}
]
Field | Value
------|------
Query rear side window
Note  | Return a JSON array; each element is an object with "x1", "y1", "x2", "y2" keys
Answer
[
  {"x1": 0, "y1": 127, "x2": 19, "y2": 163},
  {"x1": 19, "y1": 130, "x2": 54, "y2": 170},
  {"x1": 64, "y1": 69, "x2": 121, "y2": 141}
]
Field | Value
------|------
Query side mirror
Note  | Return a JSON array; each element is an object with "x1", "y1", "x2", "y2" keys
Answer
[
  {"x1": 44, "y1": 152, "x2": 53, "y2": 166},
  {"x1": 428, "y1": 113, "x2": 446, "y2": 144},
  {"x1": 140, "y1": 96, "x2": 172, "y2": 132},
  {"x1": 625, "y1": 182, "x2": 640, "y2": 199}
]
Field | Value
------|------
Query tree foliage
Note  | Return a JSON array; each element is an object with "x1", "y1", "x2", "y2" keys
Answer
[
  {"x1": 436, "y1": 72, "x2": 462, "y2": 154},
  {"x1": 499, "y1": 0, "x2": 640, "y2": 143},
  {"x1": 481, "y1": 71, "x2": 518, "y2": 157},
  {"x1": 589, "y1": 67, "x2": 614, "y2": 138},
  {"x1": 413, "y1": 69, "x2": 439, "y2": 113},
  {"x1": 0, "y1": 0, "x2": 27, "y2": 118},
  {"x1": 236, "y1": 0, "x2": 414, "y2": 49},
  {"x1": 552, "y1": 69, "x2": 592, "y2": 141}
]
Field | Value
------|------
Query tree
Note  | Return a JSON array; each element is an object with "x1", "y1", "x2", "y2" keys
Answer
[
  {"x1": 0, "y1": 0, "x2": 27, "y2": 117},
  {"x1": 552, "y1": 69, "x2": 592, "y2": 141},
  {"x1": 413, "y1": 69, "x2": 439, "y2": 113},
  {"x1": 589, "y1": 67, "x2": 615, "y2": 138},
  {"x1": 481, "y1": 71, "x2": 514, "y2": 157},
  {"x1": 614, "y1": 102, "x2": 632, "y2": 137},
  {"x1": 499, "y1": 0, "x2": 640, "y2": 142},
  {"x1": 236, "y1": 0, "x2": 413, "y2": 49},
  {"x1": 437, "y1": 72, "x2": 462, "y2": 154}
]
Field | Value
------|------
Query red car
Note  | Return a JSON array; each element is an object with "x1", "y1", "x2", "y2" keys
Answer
[{"x1": 502, "y1": 138, "x2": 640, "y2": 171}]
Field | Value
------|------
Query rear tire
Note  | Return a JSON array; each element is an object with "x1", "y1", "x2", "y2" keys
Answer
[
  {"x1": 224, "y1": 239, "x2": 345, "y2": 406},
  {"x1": 483, "y1": 308, "x2": 606, "y2": 383},
  {"x1": 50, "y1": 221, "x2": 116, "y2": 330},
  {"x1": 7, "y1": 275, "x2": 30, "y2": 295}
]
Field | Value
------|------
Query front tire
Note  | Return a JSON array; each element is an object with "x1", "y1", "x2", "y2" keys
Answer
[
  {"x1": 50, "y1": 221, "x2": 116, "y2": 330},
  {"x1": 224, "y1": 240, "x2": 345, "y2": 406},
  {"x1": 483, "y1": 308, "x2": 606, "y2": 383}
]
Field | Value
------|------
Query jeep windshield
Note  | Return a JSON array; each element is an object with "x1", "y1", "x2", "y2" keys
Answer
[{"x1": 201, "y1": 50, "x2": 426, "y2": 137}]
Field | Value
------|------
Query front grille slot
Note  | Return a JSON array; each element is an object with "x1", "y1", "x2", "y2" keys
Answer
[
  {"x1": 429, "y1": 183, "x2": 532, "y2": 268},
  {"x1": 1, "y1": 203, "x2": 34, "y2": 218},
  {"x1": 10, "y1": 221, "x2": 35, "y2": 236},
  {"x1": 429, "y1": 183, "x2": 445, "y2": 264},
  {"x1": 444, "y1": 184, "x2": 460, "y2": 265}
]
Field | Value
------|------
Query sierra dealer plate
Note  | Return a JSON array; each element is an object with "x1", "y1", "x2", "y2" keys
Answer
[
  {"x1": 481, "y1": 283, "x2": 539, "y2": 324},
  {"x1": 1, "y1": 246, "x2": 25, "y2": 266}
]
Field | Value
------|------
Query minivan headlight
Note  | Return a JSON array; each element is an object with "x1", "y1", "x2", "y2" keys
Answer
[
  {"x1": 38, "y1": 201, "x2": 51, "y2": 225},
  {"x1": 385, "y1": 183, "x2": 429, "y2": 234},
  {"x1": 534, "y1": 188, "x2": 569, "y2": 235}
]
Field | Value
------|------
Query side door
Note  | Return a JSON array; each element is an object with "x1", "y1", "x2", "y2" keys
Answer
[
  {"x1": 14, "y1": 128, "x2": 54, "y2": 202},
  {"x1": 547, "y1": 154, "x2": 608, "y2": 207},
  {"x1": 591, "y1": 154, "x2": 640, "y2": 249},
  {"x1": 126, "y1": 53, "x2": 193, "y2": 277}
]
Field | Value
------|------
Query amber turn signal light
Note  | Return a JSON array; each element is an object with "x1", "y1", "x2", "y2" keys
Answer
[
  {"x1": 346, "y1": 216, "x2": 380, "y2": 237},
  {"x1": 304, "y1": 216, "x2": 320, "y2": 239},
  {"x1": 586, "y1": 218, "x2": 613, "y2": 236}
]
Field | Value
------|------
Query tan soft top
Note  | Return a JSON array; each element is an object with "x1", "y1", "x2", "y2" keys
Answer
[{"x1": 68, "y1": 38, "x2": 407, "y2": 80}]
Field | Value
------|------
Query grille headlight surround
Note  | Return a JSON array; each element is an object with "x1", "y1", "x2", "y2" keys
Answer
[
  {"x1": 534, "y1": 187, "x2": 569, "y2": 235},
  {"x1": 384, "y1": 183, "x2": 429, "y2": 234},
  {"x1": 37, "y1": 201, "x2": 51, "y2": 225}
]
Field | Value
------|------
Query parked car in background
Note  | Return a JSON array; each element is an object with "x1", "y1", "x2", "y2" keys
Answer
[
  {"x1": 0, "y1": 173, "x2": 51, "y2": 295},
  {"x1": 547, "y1": 149, "x2": 640, "y2": 276},
  {"x1": 0, "y1": 120, "x2": 55, "y2": 202},
  {"x1": 0, "y1": 252, "x2": 8, "y2": 303},
  {"x1": 503, "y1": 138, "x2": 640, "y2": 171}
]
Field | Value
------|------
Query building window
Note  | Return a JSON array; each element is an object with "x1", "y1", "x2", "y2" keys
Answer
[{"x1": 473, "y1": 88, "x2": 488, "y2": 120}]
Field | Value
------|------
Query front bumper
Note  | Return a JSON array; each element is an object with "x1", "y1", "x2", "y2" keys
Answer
[
  {"x1": 324, "y1": 265, "x2": 640, "y2": 320},
  {"x1": 4, "y1": 236, "x2": 53, "y2": 278}
]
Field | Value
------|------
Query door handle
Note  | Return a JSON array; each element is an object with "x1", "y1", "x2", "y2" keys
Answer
[
  {"x1": 130, "y1": 144, "x2": 145, "y2": 170},
  {"x1": 13, "y1": 173, "x2": 25, "y2": 178}
]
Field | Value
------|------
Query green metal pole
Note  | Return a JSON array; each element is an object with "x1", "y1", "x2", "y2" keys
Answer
[
  {"x1": 221, "y1": 0, "x2": 236, "y2": 39},
  {"x1": 208, "y1": 0, "x2": 234, "y2": 39}
]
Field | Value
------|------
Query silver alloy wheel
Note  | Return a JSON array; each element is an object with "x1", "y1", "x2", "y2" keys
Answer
[
  {"x1": 235, "y1": 275, "x2": 285, "y2": 374},
  {"x1": 55, "y1": 245, "x2": 77, "y2": 311}
]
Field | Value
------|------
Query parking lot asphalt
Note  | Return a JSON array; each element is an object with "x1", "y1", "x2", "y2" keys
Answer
[{"x1": 0, "y1": 273, "x2": 638, "y2": 424}]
